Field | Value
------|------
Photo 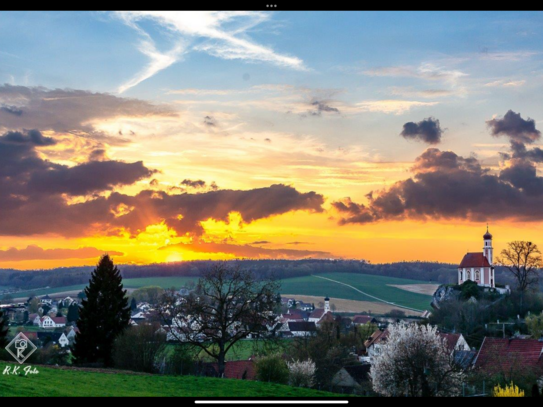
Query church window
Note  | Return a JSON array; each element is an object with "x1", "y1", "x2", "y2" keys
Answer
[{"x1": 475, "y1": 270, "x2": 480, "y2": 280}]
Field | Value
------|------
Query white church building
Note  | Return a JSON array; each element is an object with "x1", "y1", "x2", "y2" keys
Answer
[{"x1": 458, "y1": 227, "x2": 495, "y2": 288}]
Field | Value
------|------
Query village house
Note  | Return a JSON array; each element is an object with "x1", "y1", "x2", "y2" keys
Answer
[
  {"x1": 440, "y1": 333, "x2": 471, "y2": 353},
  {"x1": 39, "y1": 315, "x2": 66, "y2": 329},
  {"x1": 363, "y1": 329, "x2": 389, "y2": 363},
  {"x1": 331, "y1": 364, "x2": 372, "y2": 395},
  {"x1": 277, "y1": 321, "x2": 317, "y2": 337},
  {"x1": 30, "y1": 314, "x2": 41, "y2": 326},
  {"x1": 474, "y1": 337, "x2": 543, "y2": 376},
  {"x1": 40, "y1": 295, "x2": 54, "y2": 306},
  {"x1": 281, "y1": 309, "x2": 309, "y2": 322},
  {"x1": 65, "y1": 326, "x2": 78, "y2": 344},
  {"x1": 352, "y1": 315, "x2": 378, "y2": 326}
]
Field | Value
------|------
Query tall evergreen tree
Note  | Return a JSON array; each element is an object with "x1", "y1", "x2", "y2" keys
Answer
[
  {"x1": 67, "y1": 303, "x2": 80, "y2": 323},
  {"x1": 130, "y1": 297, "x2": 137, "y2": 312},
  {"x1": 0, "y1": 309, "x2": 8, "y2": 347},
  {"x1": 72, "y1": 255, "x2": 131, "y2": 367}
]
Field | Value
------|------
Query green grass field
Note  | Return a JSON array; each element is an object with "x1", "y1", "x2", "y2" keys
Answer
[
  {"x1": 9, "y1": 273, "x2": 432, "y2": 311},
  {"x1": 0, "y1": 363, "x2": 342, "y2": 397},
  {"x1": 279, "y1": 273, "x2": 432, "y2": 311},
  {"x1": 10, "y1": 277, "x2": 198, "y2": 299}
]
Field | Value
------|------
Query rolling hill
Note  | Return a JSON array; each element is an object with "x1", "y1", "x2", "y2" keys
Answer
[
  {"x1": 0, "y1": 363, "x2": 344, "y2": 397},
  {"x1": 9, "y1": 273, "x2": 434, "y2": 312}
]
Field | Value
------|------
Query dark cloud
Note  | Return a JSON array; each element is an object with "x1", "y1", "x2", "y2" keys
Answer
[
  {"x1": 0, "y1": 245, "x2": 123, "y2": 262},
  {"x1": 180, "y1": 179, "x2": 219, "y2": 191},
  {"x1": 1, "y1": 105, "x2": 23, "y2": 116},
  {"x1": 27, "y1": 160, "x2": 156, "y2": 196},
  {"x1": 252, "y1": 241, "x2": 272, "y2": 245},
  {"x1": 331, "y1": 198, "x2": 375, "y2": 224},
  {"x1": 401, "y1": 117, "x2": 443, "y2": 144},
  {"x1": 160, "y1": 241, "x2": 331, "y2": 260},
  {"x1": 499, "y1": 159, "x2": 543, "y2": 196},
  {"x1": 0, "y1": 85, "x2": 176, "y2": 138},
  {"x1": 0, "y1": 130, "x2": 324, "y2": 238},
  {"x1": 333, "y1": 145, "x2": 543, "y2": 225},
  {"x1": 508, "y1": 140, "x2": 543, "y2": 163},
  {"x1": 286, "y1": 241, "x2": 312, "y2": 245},
  {"x1": 411, "y1": 148, "x2": 482, "y2": 173},
  {"x1": 181, "y1": 179, "x2": 207, "y2": 189},
  {"x1": 203, "y1": 115, "x2": 217, "y2": 127},
  {"x1": 487, "y1": 110, "x2": 541, "y2": 144},
  {"x1": 89, "y1": 149, "x2": 108, "y2": 162},
  {"x1": 4, "y1": 129, "x2": 56, "y2": 146},
  {"x1": 307, "y1": 100, "x2": 340, "y2": 117},
  {"x1": 0, "y1": 183, "x2": 323, "y2": 238}
]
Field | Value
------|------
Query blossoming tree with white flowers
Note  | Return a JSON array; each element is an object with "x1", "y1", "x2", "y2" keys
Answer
[{"x1": 370, "y1": 323, "x2": 465, "y2": 397}]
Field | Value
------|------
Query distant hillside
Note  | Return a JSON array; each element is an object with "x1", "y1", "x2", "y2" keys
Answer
[
  {"x1": 1, "y1": 259, "x2": 531, "y2": 296},
  {"x1": 0, "y1": 259, "x2": 460, "y2": 292},
  {"x1": 0, "y1": 363, "x2": 346, "y2": 397}
]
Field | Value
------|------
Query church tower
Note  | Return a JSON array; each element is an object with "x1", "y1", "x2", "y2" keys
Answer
[{"x1": 483, "y1": 225, "x2": 493, "y2": 265}]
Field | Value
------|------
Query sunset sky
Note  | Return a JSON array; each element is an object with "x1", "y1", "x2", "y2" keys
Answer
[{"x1": 1, "y1": 11, "x2": 543, "y2": 269}]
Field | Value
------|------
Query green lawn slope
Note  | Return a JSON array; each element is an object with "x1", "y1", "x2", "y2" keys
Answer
[{"x1": 0, "y1": 364, "x2": 344, "y2": 397}]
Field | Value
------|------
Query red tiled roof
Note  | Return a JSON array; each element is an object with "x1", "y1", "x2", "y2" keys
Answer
[
  {"x1": 210, "y1": 361, "x2": 256, "y2": 380},
  {"x1": 475, "y1": 337, "x2": 543, "y2": 374},
  {"x1": 286, "y1": 310, "x2": 307, "y2": 319},
  {"x1": 439, "y1": 333, "x2": 461, "y2": 352},
  {"x1": 352, "y1": 315, "x2": 376, "y2": 325},
  {"x1": 318, "y1": 312, "x2": 335, "y2": 325},
  {"x1": 459, "y1": 253, "x2": 491, "y2": 268},
  {"x1": 364, "y1": 329, "x2": 389, "y2": 349},
  {"x1": 309, "y1": 309, "x2": 325, "y2": 319},
  {"x1": 51, "y1": 317, "x2": 66, "y2": 324},
  {"x1": 21, "y1": 332, "x2": 38, "y2": 340}
]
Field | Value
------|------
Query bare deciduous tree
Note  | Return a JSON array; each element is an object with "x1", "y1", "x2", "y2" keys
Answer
[
  {"x1": 497, "y1": 241, "x2": 542, "y2": 293},
  {"x1": 159, "y1": 262, "x2": 280, "y2": 377}
]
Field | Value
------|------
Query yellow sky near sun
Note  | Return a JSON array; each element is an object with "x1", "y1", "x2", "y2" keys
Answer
[{"x1": 1, "y1": 210, "x2": 541, "y2": 270}]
